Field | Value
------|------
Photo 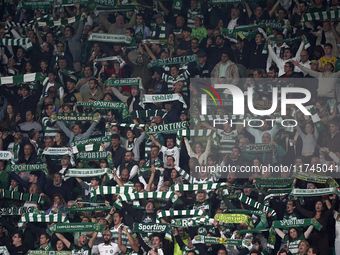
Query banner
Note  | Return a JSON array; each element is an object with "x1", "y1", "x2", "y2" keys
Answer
[
  {"x1": 65, "y1": 168, "x2": 109, "y2": 177},
  {"x1": 77, "y1": 151, "x2": 111, "y2": 160},
  {"x1": 88, "y1": 33, "x2": 132, "y2": 44},
  {"x1": 0, "y1": 190, "x2": 45, "y2": 204},
  {"x1": 55, "y1": 113, "x2": 93, "y2": 121},
  {"x1": 255, "y1": 178, "x2": 294, "y2": 189},
  {"x1": 147, "y1": 55, "x2": 198, "y2": 68},
  {"x1": 141, "y1": 94, "x2": 188, "y2": 108},
  {"x1": 71, "y1": 136, "x2": 111, "y2": 147},
  {"x1": 272, "y1": 218, "x2": 322, "y2": 231},
  {"x1": 290, "y1": 187, "x2": 340, "y2": 197},
  {"x1": 146, "y1": 121, "x2": 187, "y2": 134},
  {"x1": 0, "y1": 73, "x2": 45, "y2": 85},
  {"x1": 47, "y1": 223, "x2": 105, "y2": 235},
  {"x1": 240, "y1": 143, "x2": 276, "y2": 153},
  {"x1": 0, "y1": 206, "x2": 34, "y2": 215}
]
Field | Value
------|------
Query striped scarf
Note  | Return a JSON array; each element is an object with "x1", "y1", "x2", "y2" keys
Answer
[
  {"x1": 157, "y1": 209, "x2": 206, "y2": 222},
  {"x1": 302, "y1": 9, "x2": 340, "y2": 21},
  {"x1": 0, "y1": 190, "x2": 45, "y2": 204},
  {"x1": 0, "y1": 73, "x2": 46, "y2": 85},
  {"x1": 0, "y1": 246, "x2": 10, "y2": 255},
  {"x1": 238, "y1": 193, "x2": 276, "y2": 216},
  {"x1": 152, "y1": 21, "x2": 166, "y2": 39},
  {"x1": 18, "y1": 213, "x2": 69, "y2": 230},
  {"x1": 111, "y1": 123, "x2": 145, "y2": 128},
  {"x1": 0, "y1": 38, "x2": 32, "y2": 50},
  {"x1": 130, "y1": 109, "x2": 168, "y2": 119},
  {"x1": 91, "y1": 186, "x2": 135, "y2": 197},
  {"x1": 176, "y1": 129, "x2": 218, "y2": 148},
  {"x1": 170, "y1": 183, "x2": 227, "y2": 191}
]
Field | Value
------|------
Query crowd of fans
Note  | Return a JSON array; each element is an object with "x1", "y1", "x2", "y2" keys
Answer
[{"x1": 1, "y1": 0, "x2": 340, "y2": 254}]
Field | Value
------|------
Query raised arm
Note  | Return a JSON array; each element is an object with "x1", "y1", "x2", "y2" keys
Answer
[
  {"x1": 273, "y1": 228, "x2": 285, "y2": 239},
  {"x1": 150, "y1": 134, "x2": 162, "y2": 148},
  {"x1": 55, "y1": 120, "x2": 73, "y2": 138},
  {"x1": 88, "y1": 231, "x2": 98, "y2": 248},
  {"x1": 55, "y1": 233, "x2": 71, "y2": 249},
  {"x1": 269, "y1": 0, "x2": 280, "y2": 17},
  {"x1": 118, "y1": 228, "x2": 127, "y2": 254},
  {"x1": 175, "y1": 166, "x2": 196, "y2": 183},
  {"x1": 304, "y1": 225, "x2": 314, "y2": 239}
]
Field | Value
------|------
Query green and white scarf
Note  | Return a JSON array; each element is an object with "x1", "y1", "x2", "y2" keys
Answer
[
  {"x1": 130, "y1": 109, "x2": 167, "y2": 119},
  {"x1": 0, "y1": 206, "x2": 34, "y2": 215},
  {"x1": 28, "y1": 251, "x2": 70, "y2": 255},
  {"x1": 146, "y1": 121, "x2": 187, "y2": 134},
  {"x1": 18, "y1": 213, "x2": 69, "y2": 230},
  {"x1": 91, "y1": 186, "x2": 134, "y2": 197},
  {"x1": 238, "y1": 193, "x2": 276, "y2": 216},
  {"x1": 47, "y1": 222, "x2": 105, "y2": 235},
  {"x1": 214, "y1": 214, "x2": 249, "y2": 224},
  {"x1": 264, "y1": 189, "x2": 292, "y2": 201},
  {"x1": 292, "y1": 170, "x2": 338, "y2": 187},
  {"x1": 192, "y1": 235, "x2": 244, "y2": 245},
  {"x1": 92, "y1": 100, "x2": 126, "y2": 109},
  {"x1": 37, "y1": 14, "x2": 85, "y2": 27},
  {"x1": 272, "y1": 218, "x2": 322, "y2": 230},
  {"x1": 302, "y1": 9, "x2": 340, "y2": 22},
  {"x1": 140, "y1": 94, "x2": 188, "y2": 108},
  {"x1": 0, "y1": 246, "x2": 10, "y2": 255},
  {"x1": 152, "y1": 21, "x2": 166, "y2": 39},
  {"x1": 290, "y1": 187, "x2": 340, "y2": 197},
  {"x1": 147, "y1": 55, "x2": 198, "y2": 68},
  {"x1": 95, "y1": 56, "x2": 127, "y2": 68},
  {"x1": 0, "y1": 150, "x2": 14, "y2": 160},
  {"x1": 119, "y1": 191, "x2": 177, "y2": 202},
  {"x1": 77, "y1": 151, "x2": 110, "y2": 160},
  {"x1": 71, "y1": 136, "x2": 111, "y2": 147},
  {"x1": 55, "y1": 113, "x2": 93, "y2": 121},
  {"x1": 305, "y1": 105, "x2": 325, "y2": 132},
  {"x1": 17, "y1": 1, "x2": 52, "y2": 9},
  {"x1": 157, "y1": 209, "x2": 206, "y2": 221},
  {"x1": 173, "y1": 0, "x2": 182, "y2": 14},
  {"x1": 0, "y1": 73, "x2": 45, "y2": 85},
  {"x1": 227, "y1": 209, "x2": 266, "y2": 216},
  {"x1": 171, "y1": 216, "x2": 214, "y2": 227},
  {"x1": 0, "y1": 38, "x2": 32, "y2": 51},
  {"x1": 193, "y1": 115, "x2": 247, "y2": 125},
  {"x1": 111, "y1": 123, "x2": 145, "y2": 129},
  {"x1": 89, "y1": 33, "x2": 132, "y2": 44},
  {"x1": 65, "y1": 168, "x2": 108, "y2": 177},
  {"x1": 5, "y1": 164, "x2": 47, "y2": 173},
  {"x1": 133, "y1": 223, "x2": 173, "y2": 241},
  {"x1": 72, "y1": 143, "x2": 102, "y2": 154},
  {"x1": 106, "y1": 78, "x2": 144, "y2": 91},
  {"x1": 0, "y1": 190, "x2": 45, "y2": 204},
  {"x1": 63, "y1": 205, "x2": 111, "y2": 212},
  {"x1": 170, "y1": 183, "x2": 227, "y2": 191},
  {"x1": 255, "y1": 178, "x2": 294, "y2": 189},
  {"x1": 240, "y1": 143, "x2": 276, "y2": 153},
  {"x1": 42, "y1": 147, "x2": 75, "y2": 165},
  {"x1": 263, "y1": 36, "x2": 309, "y2": 54},
  {"x1": 176, "y1": 129, "x2": 218, "y2": 148}
]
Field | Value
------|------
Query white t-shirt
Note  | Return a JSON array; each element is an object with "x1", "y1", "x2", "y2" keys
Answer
[
  {"x1": 160, "y1": 146, "x2": 180, "y2": 167},
  {"x1": 97, "y1": 242, "x2": 121, "y2": 255}
]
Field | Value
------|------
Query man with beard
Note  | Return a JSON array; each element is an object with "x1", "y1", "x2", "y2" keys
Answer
[
  {"x1": 116, "y1": 151, "x2": 139, "y2": 182},
  {"x1": 105, "y1": 211, "x2": 133, "y2": 248},
  {"x1": 114, "y1": 168, "x2": 135, "y2": 187},
  {"x1": 55, "y1": 232, "x2": 96, "y2": 253},
  {"x1": 96, "y1": 230, "x2": 122, "y2": 254}
]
